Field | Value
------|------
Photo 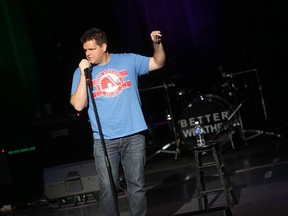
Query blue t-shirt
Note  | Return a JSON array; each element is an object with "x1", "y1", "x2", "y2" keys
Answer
[{"x1": 71, "y1": 53, "x2": 150, "y2": 139}]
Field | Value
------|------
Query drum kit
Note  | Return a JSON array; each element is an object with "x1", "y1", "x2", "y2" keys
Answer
[
  {"x1": 141, "y1": 68, "x2": 282, "y2": 160},
  {"x1": 178, "y1": 94, "x2": 238, "y2": 151}
]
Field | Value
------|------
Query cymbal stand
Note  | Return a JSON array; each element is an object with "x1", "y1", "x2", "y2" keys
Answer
[
  {"x1": 222, "y1": 99, "x2": 246, "y2": 150},
  {"x1": 231, "y1": 78, "x2": 247, "y2": 146},
  {"x1": 223, "y1": 69, "x2": 283, "y2": 142},
  {"x1": 146, "y1": 82, "x2": 180, "y2": 161},
  {"x1": 242, "y1": 69, "x2": 282, "y2": 140}
]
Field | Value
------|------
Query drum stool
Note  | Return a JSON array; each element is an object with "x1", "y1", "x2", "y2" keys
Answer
[{"x1": 193, "y1": 140, "x2": 237, "y2": 210}]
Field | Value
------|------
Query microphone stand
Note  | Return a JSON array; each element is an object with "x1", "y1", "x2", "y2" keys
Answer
[{"x1": 85, "y1": 67, "x2": 120, "y2": 216}]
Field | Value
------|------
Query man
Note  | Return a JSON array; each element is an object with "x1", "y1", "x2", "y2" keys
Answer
[{"x1": 70, "y1": 27, "x2": 165, "y2": 216}]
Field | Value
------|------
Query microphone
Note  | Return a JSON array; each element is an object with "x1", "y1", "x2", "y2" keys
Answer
[{"x1": 84, "y1": 64, "x2": 93, "y2": 85}]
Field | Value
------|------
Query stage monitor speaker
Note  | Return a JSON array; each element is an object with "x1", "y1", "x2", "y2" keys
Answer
[
  {"x1": 174, "y1": 206, "x2": 232, "y2": 216},
  {"x1": 43, "y1": 159, "x2": 99, "y2": 201}
]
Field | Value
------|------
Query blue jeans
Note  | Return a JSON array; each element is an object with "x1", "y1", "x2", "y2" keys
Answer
[{"x1": 93, "y1": 133, "x2": 147, "y2": 216}]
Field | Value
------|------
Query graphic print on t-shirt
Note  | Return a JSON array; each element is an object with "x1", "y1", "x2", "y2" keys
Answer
[{"x1": 92, "y1": 69, "x2": 131, "y2": 98}]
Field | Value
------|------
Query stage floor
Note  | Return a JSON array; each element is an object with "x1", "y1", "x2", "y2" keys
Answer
[{"x1": 1, "y1": 131, "x2": 288, "y2": 216}]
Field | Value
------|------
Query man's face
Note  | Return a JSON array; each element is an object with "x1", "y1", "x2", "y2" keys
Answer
[{"x1": 83, "y1": 39, "x2": 106, "y2": 65}]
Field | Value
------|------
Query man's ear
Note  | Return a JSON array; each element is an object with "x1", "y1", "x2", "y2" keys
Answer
[{"x1": 102, "y1": 43, "x2": 108, "y2": 53}]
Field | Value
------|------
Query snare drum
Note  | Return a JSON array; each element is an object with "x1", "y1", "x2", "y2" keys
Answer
[{"x1": 178, "y1": 94, "x2": 234, "y2": 149}]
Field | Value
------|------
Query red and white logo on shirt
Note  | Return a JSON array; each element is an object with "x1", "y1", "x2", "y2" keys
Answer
[{"x1": 92, "y1": 69, "x2": 131, "y2": 98}]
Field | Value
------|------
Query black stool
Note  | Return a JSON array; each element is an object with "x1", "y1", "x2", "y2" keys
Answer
[{"x1": 193, "y1": 140, "x2": 237, "y2": 210}]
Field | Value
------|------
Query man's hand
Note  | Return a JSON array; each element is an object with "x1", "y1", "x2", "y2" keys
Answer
[
  {"x1": 79, "y1": 59, "x2": 90, "y2": 76},
  {"x1": 150, "y1": 30, "x2": 162, "y2": 44}
]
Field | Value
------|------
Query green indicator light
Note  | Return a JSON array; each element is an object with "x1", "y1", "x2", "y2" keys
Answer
[{"x1": 7, "y1": 147, "x2": 36, "y2": 155}]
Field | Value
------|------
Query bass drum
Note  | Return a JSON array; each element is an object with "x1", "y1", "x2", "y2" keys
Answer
[{"x1": 178, "y1": 94, "x2": 234, "y2": 150}]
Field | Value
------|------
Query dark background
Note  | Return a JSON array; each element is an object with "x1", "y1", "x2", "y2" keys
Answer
[{"x1": 1, "y1": 0, "x2": 288, "y2": 205}]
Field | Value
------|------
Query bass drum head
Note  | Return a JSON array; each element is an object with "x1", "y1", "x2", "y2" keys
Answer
[{"x1": 178, "y1": 94, "x2": 233, "y2": 150}]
